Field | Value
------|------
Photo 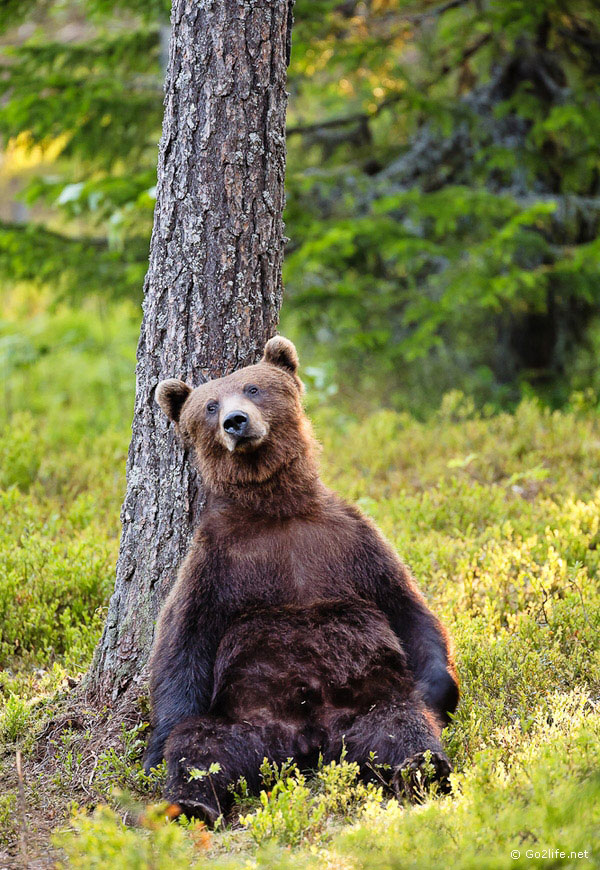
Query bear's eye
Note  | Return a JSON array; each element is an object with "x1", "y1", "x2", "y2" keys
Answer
[
  {"x1": 245, "y1": 384, "x2": 260, "y2": 397},
  {"x1": 206, "y1": 401, "x2": 219, "y2": 416}
]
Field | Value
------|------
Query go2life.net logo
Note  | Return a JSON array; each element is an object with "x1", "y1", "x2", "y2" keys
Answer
[{"x1": 510, "y1": 848, "x2": 591, "y2": 861}]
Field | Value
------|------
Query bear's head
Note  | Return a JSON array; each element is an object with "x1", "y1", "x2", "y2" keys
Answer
[{"x1": 156, "y1": 337, "x2": 317, "y2": 496}]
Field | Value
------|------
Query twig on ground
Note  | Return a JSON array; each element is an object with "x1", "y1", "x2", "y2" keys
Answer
[{"x1": 16, "y1": 750, "x2": 28, "y2": 869}]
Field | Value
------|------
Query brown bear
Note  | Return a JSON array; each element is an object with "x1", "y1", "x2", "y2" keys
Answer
[{"x1": 144, "y1": 336, "x2": 458, "y2": 822}]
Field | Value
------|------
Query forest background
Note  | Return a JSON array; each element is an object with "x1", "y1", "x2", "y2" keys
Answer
[{"x1": 0, "y1": 1, "x2": 599, "y2": 867}]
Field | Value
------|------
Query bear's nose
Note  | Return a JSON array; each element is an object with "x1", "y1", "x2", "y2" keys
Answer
[{"x1": 223, "y1": 410, "x2": 249, "y2": 437}]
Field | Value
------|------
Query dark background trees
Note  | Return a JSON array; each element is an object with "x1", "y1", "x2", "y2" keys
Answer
[{"x1": 2, "y1": 0, "x2": 600, "y2": 418}]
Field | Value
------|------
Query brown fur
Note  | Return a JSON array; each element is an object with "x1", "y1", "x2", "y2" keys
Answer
[{"x1": 146, "y1": 337, "x2": 459, "y2": 819}]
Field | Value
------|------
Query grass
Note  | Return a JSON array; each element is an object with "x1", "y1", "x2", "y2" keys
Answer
[{"x1": 0, "y1": 296, "x2": 599, "y2": 867}]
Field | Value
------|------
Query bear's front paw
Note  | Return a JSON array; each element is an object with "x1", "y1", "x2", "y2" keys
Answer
[
  {"x1": 392, "y1": 750, "x2": 451, "y2": 802},
  {"x1": 143, "y1": 742, "x2": 166, "y2": 774},
  {"x1": 166, "y1": 797, "x2": 220, "y2": 826}
]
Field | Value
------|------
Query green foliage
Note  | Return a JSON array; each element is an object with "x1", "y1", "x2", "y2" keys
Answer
[
  {"x1": 0, "y1": 296, "x2": 136, "y2": 671},
  {"x1": 94, "y1": 724, "x2": 166, "y2": 798},
  {"x1": 339, "y1": 692, "x2": 600, "y2": 870},
  {"x1": 0, "y1": 0, "x2": 160, "y2": 304},
  {"x1": 41, "y1": 720, "x2": 165, "y2": 806},
  {"x1": 239, "y1": 755, "x2": 383, "y2": 846},
  {"x1": 0, "y1": 32, "x2": 161, "y2": 165},
  {"x1": 2, "y1": 1, "x2": 600, "y2": 408},
  {"x1": 0, "y1": 294, "x2": 138, "y2": 445},
  {"x1": 240, "y1": 768, "x2": 325, "y2": 846},
  {"x1": 0, "y1": 793, "x2": 17, "y2": 846},
  {"x1": 0, "y1": 693, "x2": 31, "y2": 742},
  {"x1": 285, "y1": 189, "x2": 577, "y2": 404},
  {"x1": 0, "y1": 0, "x2": 38, "y2": 35},
  {"x1": 281, "y1": 0, "x2": 600, "y2": 408},
  {"x1": 54, "y1": 698, "x2": 600, "y2": 868},
  {"x1": 0, "y1": 482, "x2": 116, "y2": 666},
  {"x1": 0, "y1": 220, "x2": 148, "y2": 299},
  {"x1": 54, "y1": 804, "x2": 205, "y2": 870}
]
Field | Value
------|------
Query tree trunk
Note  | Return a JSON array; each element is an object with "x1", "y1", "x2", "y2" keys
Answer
[{"x1": 86, "y1": 0, "x2": 293, "y2": 705}]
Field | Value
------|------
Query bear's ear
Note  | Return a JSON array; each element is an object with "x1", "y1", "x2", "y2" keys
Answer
[
  {"x1": 155, "y1": 378, "x2": 192, "y2": 423},
  {"x1": 263, "y1": 336, "x2": 299, "y2": 375}
]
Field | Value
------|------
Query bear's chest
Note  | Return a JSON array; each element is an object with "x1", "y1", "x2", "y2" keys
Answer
[{"x1": 224, "y1": 516, "x2": 356, "y2": 606}]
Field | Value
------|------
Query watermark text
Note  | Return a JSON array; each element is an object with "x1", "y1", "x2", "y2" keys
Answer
[{"x1": 511, "y1": 849, "x2": 591, "y2": 861}]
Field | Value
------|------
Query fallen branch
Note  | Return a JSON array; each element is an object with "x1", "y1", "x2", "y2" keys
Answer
[{"x1": 16, "y1": 749, "x2": 28, "y2": 868}]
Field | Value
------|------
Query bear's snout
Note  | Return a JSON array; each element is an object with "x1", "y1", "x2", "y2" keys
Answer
[
  {"x1": 217, "y1": 395, "x2": 268, "y2": 452},
  {"x1": 223, "y1": 410, "x2": 249, "y2": 438}
]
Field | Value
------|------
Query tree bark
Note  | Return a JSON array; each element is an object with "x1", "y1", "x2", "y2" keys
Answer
[{"x1": 86, "y1": 0, "x2": 293, "y2": 705}]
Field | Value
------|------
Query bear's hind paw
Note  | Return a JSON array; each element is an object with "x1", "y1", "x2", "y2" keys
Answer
[{"x1": 392, "y1": 750, "x2": 451, "y2": 803}]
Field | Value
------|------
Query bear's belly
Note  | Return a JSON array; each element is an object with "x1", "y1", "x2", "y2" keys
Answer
[{"x1": 209, "y1": 598, "x2": 414, "y2": 727}]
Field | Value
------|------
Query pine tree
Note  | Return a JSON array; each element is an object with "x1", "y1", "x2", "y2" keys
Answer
[{"x1": 82, "y1": 0, "x2": 293, "y2": 704}]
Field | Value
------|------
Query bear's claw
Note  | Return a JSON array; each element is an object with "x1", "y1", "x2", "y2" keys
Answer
[{"x1": 392, "y1": 750, "x2": 451, "y2": 802}]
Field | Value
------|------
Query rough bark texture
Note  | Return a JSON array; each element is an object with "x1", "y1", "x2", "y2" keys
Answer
[{"x1": 86, "y1": 0, "x2": 293, "y2": 704}]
